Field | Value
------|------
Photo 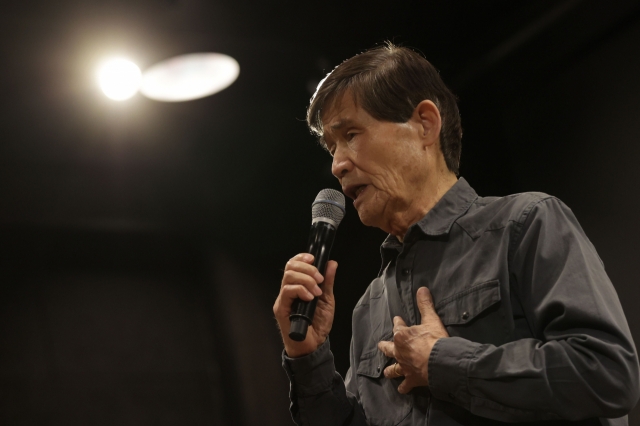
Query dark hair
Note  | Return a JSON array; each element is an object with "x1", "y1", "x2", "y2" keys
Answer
[{"x1": 307, "y1": 42, "x2": 462, "y2": 175}]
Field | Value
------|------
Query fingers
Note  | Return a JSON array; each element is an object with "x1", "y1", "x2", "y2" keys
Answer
[
  {"x1": 289, "y1": 252, "x2": 314, "y2": 264},
  {"x1": 283, "y1": 270, "x2": 323, "y2": 296},
  {"x1": 275, "y1": 254, "x2": 338, "y2": 320},
  {"x1": 281, "y1": 254, "x2": 324, "y2": 298},
  {"x1": 280, "y1": 282, "x2": 317, "y2": 302},
  {"x1": 273, "y1": 282, "x2": 318, "y2": 321},
  {"x1": 273, "y1": 254, "x2": 339, "y2": 359},
  {"x1": 397, "y1": 379, "x2": 413, "y2": 394},
  {"x1": 283, "y1": 254, "x2": 323, "y2": 286},
  {"x1": 383, "y1": 363, "x2": 416, "y2": 394},
  {"x1": 384, "y1": 363, "x2": 417, "y2": 394},
  {"x1": 322, "y1": 260, "x2": 338, "y2": 296},
  {"x1": 416, "y1": 287, "x2": 438, "y2": 324},
  {"x1": 377, "y1": 341, "x2": 395, "y2": 358},
  {"x1": 384, "y1": 363, "x2": 404, "y2": 379},
  {"x1": 392, "y1": 316, "x2": 408, "y2": 335},
  {"x1": 281, "y1": 254, "x2": 338, "y2": 298}
]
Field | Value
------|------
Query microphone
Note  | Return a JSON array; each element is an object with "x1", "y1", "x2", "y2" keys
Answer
[{"x1": 289, "y1": 189, "x2": 346, "y2": 342}]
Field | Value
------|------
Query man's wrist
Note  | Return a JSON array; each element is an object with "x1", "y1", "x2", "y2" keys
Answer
[
  {"x1": 283, "y1": 338, "x2": 336, "y2": 397},
  {"x1": 428, "y1": 336, "x2": 481, "y2": 408},
  {"x1": 284, "y1": 336, "x2": 327, "y2": 359}
]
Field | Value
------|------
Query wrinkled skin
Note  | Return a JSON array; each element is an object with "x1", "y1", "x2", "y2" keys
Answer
[
  {"x1": 273, "y1": 253, "x2": 338, "y2": 358},
  {"x1": 378, "y1": 287, "x2": 450, "y2": 393}
]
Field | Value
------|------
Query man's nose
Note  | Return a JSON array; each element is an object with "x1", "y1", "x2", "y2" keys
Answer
[{"x1": 331, "y1": 146, "x2": 353, "y2": 178}]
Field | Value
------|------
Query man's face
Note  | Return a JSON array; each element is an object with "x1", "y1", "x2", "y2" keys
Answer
[{"x1": 322, "y1": 92, "x2": 429, "y2": 231}]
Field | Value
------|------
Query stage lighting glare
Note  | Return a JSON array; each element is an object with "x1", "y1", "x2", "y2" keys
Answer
[
  {"x1": 97, "y1": 58, "x2": 142, "y2": 101},
  {"x1": 140, "y1": 53, "x2": 239, "y2": 102}
]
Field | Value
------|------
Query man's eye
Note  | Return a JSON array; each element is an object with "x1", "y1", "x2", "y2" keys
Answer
[{"x1": 347, "y1": 133, "x2": 356, "y2": 140}]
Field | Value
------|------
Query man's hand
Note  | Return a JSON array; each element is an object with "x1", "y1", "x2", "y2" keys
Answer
[
  {"x1": 273, "y1": 253, "x2": 338, "y2": 358},
  {"x1": 377, "y1": 287, "x2": 449, "y2": 394}
]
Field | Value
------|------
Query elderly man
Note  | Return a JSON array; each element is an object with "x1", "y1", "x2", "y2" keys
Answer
[{"x1": 272, "y1": 44, "x2": 639, "y2": 426}]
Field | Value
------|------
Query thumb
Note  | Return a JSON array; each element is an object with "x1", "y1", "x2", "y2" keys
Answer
[
  {"x1": 416, "y1": 287, "x2": 437, "y2": 324},
  {"x1": 322, "y1": 261, "x2": 338, "y2": 296}
]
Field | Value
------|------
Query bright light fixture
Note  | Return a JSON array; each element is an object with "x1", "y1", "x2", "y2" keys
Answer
[
  {"x1": 97, "y1": 58, "x2": 142, "y2": 101},
  {"x1": 140, "y1": 53, "x2": 240, "y2": 102}
]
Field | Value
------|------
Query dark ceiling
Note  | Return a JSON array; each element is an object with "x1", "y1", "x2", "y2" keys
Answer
[
  {"x1": 1, "y1": 0, "x2": 639, "y2": 259},
  {"x1": 2, "y1": 0, "x2": 640, "y2": 424},
  {"x1": 0, "y1": 0, "x2": 638, "y2": 252},
  {"x1": 0, "y1": 1, "x2": 632, "y2": 233}
]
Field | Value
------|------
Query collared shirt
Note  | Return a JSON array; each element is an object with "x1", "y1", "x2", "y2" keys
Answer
[{"x1": 283, "y1": 178, "x2": 639, "y2": 426}]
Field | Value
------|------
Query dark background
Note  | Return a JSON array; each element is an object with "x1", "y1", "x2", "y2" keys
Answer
[{"x1": 1, "y1": 0, "x2": 639, "y2": 424}]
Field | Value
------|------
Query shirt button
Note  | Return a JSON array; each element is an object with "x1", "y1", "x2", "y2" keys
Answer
[
  {"x1": 377, "y1": 366, "x2": 381, "y2": 373},
  {"x1": 461, "y1": 312, "x2": 470, "y2": 321},
  {"x1": 401, "y1": 268, "x2": 410, "y2": 275}
]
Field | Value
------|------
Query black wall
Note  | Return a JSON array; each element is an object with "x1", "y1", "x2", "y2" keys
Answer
[{"x1": 1, "y1": 1, "x2": 639, "y2": 425}]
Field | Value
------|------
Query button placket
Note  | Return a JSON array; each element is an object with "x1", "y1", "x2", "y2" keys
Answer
[
  {"x1": 397, "y1": 245, "x2": 418, "y2": 326},
  {"x1": 403, "y1": 243, "x2": 420, "y2": 325}
]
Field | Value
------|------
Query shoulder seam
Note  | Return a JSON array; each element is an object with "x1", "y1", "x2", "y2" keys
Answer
[{"x1": 508, "y1": 195, "x2": 558, "y2": 262}]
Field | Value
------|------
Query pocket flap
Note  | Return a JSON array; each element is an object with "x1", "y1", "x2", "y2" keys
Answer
[
  {"x1": 435, "y1": 280, "x2": 501, "y2": 326},
  {"x1": 356, "y1": 335, "x2": 392, "y2": 379}
]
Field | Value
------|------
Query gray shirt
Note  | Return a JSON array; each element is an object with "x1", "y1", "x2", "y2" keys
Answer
[{"x1": 283, "y1": 178, "x2": 639, "y2": 426}]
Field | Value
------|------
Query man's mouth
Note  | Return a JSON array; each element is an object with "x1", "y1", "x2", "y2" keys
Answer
[{"x1": 355, "y1": 185, "x2": 367, "y2": 199}]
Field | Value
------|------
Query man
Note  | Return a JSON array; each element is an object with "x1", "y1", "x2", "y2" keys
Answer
[{"x1": 272, "y1": 43, "x2": 639, "y2": 425}]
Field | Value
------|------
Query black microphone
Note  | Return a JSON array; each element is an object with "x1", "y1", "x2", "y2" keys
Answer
[{"x1": 289, "y1": 189, "x2": 346, "y2": 342}]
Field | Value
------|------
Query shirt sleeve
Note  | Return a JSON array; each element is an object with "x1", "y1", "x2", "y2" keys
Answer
[
  {"x1": 282, "y1": 338, "x2": 368, "y2": 426},
  {"x1": 428, "y1": 197, "x2": 640, "y2": 422}
]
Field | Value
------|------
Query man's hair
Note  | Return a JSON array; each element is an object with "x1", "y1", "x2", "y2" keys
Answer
[{"x1": 307, "y1": 42, "x2": 462, "y2": 175}]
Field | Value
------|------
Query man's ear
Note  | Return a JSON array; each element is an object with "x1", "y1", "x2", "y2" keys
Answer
[{"x1": 413, "y1": 100, "x2": 442, "y2": 148}]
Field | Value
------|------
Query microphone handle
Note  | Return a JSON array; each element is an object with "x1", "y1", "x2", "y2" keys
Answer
[{"x1": 289, "y1": 220, "x2": 337, "y2": 342}]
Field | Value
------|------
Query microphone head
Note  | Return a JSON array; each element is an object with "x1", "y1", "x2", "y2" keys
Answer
[{"x1": 312, "y1": 189, "x2": 346, "y2": 228}]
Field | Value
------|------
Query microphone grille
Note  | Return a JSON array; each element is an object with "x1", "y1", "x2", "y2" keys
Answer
[{"x1": 312, "y1": 189, "x2": 346, "y2": 227}]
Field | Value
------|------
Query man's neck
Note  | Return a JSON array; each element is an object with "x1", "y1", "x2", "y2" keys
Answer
[{"x1": 393, "y1": 171, "x2": 458, "y2": 242}]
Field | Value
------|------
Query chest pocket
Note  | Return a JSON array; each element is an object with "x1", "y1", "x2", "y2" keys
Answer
[
  {"x1": 356, "y1": 343, "x2": 412, "y2": 426},
  {"x1": 435, "y1": 279, "x2": 509, "y2": 346}
]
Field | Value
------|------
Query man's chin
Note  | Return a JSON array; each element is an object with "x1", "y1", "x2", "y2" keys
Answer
[{"x1": 356, "y1": 209, "x2": 379, "y2": 228}]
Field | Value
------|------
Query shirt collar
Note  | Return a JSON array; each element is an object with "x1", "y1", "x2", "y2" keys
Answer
[
  {"x1": 413, "y1": 177, "x2": 477, "y2": 237},
  {"x1": 378, "y1": 177, "x2": 477, "y2": 275}
]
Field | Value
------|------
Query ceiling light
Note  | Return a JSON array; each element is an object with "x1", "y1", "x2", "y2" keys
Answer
[
  {"x1": 97, "y1": 58, "x2": 142, "y2": 101},
  {"x1": 140, "y1": 53, "x2": 239, "y2": 102}
]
